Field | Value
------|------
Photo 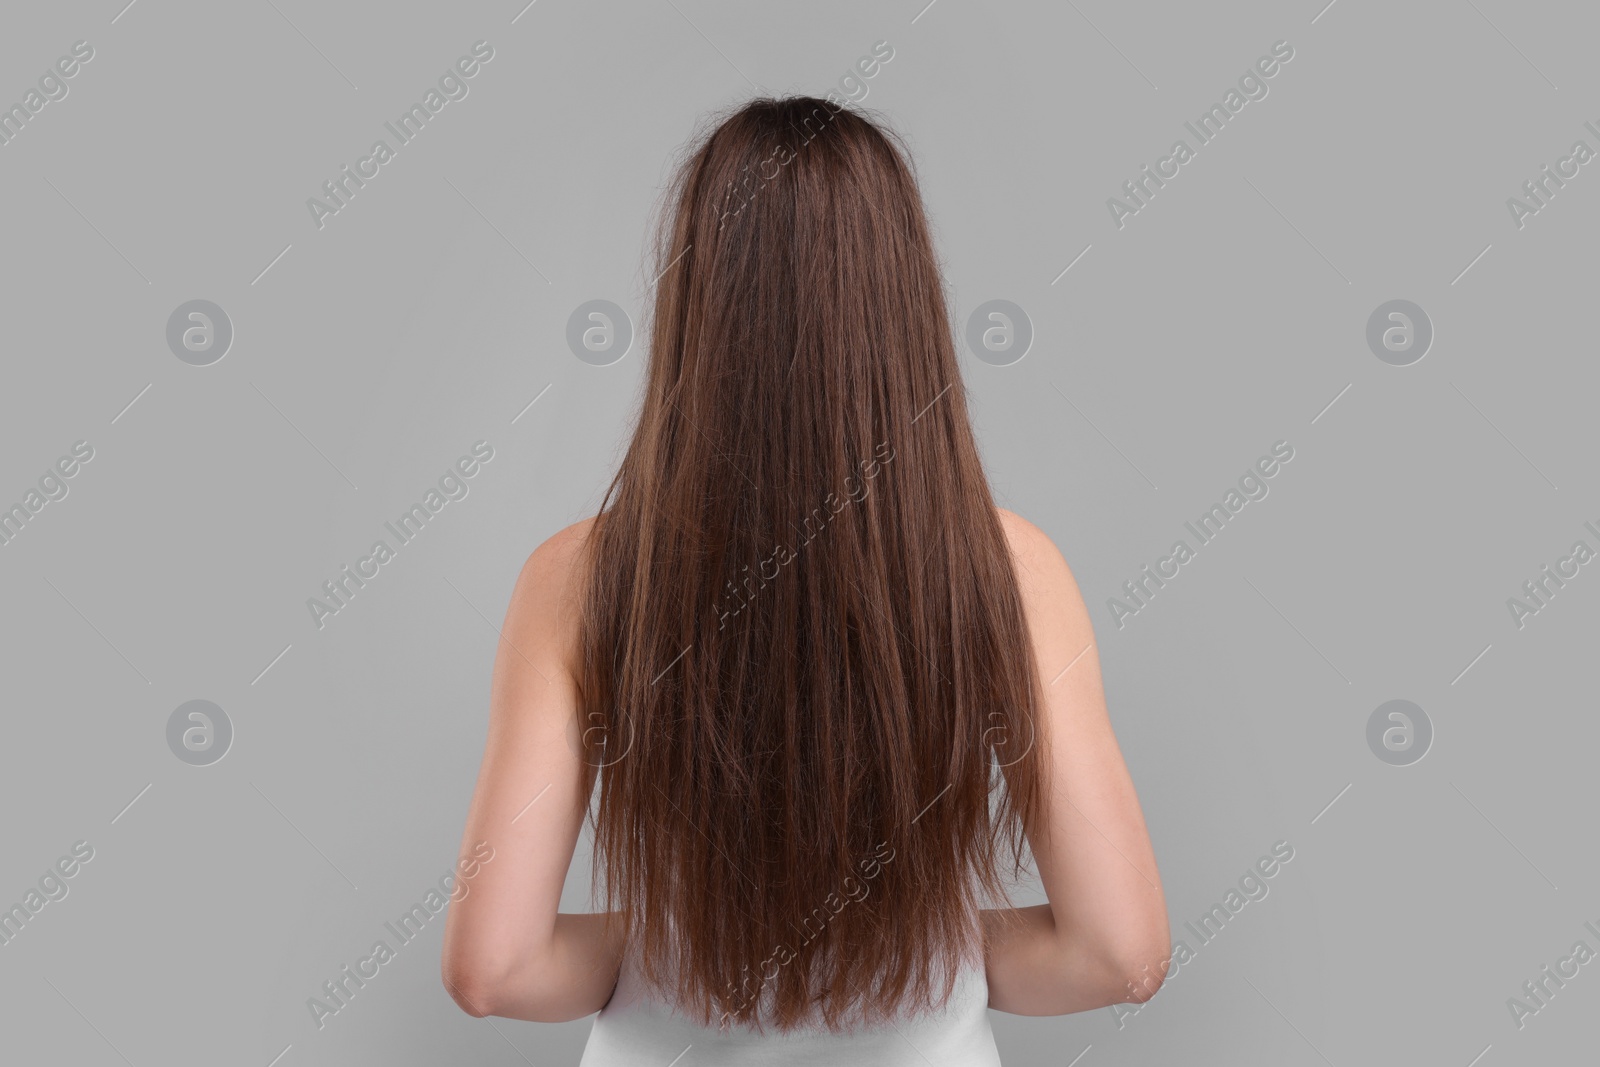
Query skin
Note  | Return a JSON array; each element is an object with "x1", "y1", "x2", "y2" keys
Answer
[
  {"x1": 440, "y1": 508, "x2": 1168, "y2": 1022},
  {"x1": 982, "y1": 509, "x2": 1169, "y2": 1013}
]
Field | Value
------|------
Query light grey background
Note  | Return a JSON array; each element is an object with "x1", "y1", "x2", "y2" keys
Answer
[{"x1": 1, "y1": 1, "x2": 1594, "y2": 1064}]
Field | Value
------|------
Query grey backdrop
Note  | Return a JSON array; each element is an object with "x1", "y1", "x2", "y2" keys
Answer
[{"x1": 2, "y1": 1, "x2": 1595, "y2": 1065}]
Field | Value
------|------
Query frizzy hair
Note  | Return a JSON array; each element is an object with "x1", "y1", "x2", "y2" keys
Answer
[{"x1": 576, "y1": 96, "x2": 1044, "y2": 1033}]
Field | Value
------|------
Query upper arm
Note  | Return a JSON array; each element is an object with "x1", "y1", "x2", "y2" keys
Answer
[
  {"x1": 440, "y1": 518, "x2": 594, "y2": 1010},
  {"x1": 999, "y1": 507, "x2": 1126, "y2": 782},
  {"x1": 997, "y1": 507, "x2": 1116, "y2": 783}
]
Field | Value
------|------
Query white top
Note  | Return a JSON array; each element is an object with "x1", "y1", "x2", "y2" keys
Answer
[{"x1": 579, "y1": 943, "x2": 1001, "y2": 1066}]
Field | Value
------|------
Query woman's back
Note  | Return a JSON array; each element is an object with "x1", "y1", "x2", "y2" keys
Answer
[{"x1": 581, "y1": 934, "x2": 1000, "y2": 1066}]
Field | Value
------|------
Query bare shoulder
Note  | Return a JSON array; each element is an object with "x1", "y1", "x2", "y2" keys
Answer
[
  {"x1": 995, "y1": 507, "x2": 1079, "y2": 595},
  {"x1": 502, "y1": 515, "x2": 600, "y2": 674},
  {"x1": 995, "y1": 507, "x2": 1096, "y2": 660},
  {"x1": 521, "y1": 515, "x2": 599, "y2": 587}
]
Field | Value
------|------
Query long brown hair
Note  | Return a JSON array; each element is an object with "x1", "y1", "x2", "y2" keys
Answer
[{"x1": 577, "y1": 96, "x2": 1043, "y2": 1032}]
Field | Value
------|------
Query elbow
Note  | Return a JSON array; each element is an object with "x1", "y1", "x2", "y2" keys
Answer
[
  {"x1": 1118, "y1": 954, "x2": 1167, "y2": 1004},
  {"x1": 442, "y1": 958, "x2": 500, "y2": 1018},
  {"x1": 1101, "y1": 918, "x2": 1172, "y2": 1006},
  {"x1": 442, "y1": 939, "x2": 519, "y2": 1019},
  {"x1": 1024, "y1": 912, "x2": 1171, "y2": 1015},
  {"x1": 442, "y1": 952, "x2": 582, "y2": 1024}
]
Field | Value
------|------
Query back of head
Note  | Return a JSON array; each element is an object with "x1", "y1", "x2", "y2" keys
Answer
[{"x1": 578, "y1": 96, "x2": 1043, "y2": 1032}]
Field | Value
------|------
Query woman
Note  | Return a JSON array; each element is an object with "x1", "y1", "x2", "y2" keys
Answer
[{"x1": 441, "y1": 97, "x2": 1168, "y2": 1064}]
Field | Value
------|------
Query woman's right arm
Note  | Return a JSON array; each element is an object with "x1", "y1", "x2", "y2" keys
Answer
[{"x1": 984, "y1": 510, "x2": 1170, "y2": 1015}]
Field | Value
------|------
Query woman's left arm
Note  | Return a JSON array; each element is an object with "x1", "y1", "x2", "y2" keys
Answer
[{"x1": 441, "y1": 519, "x2": 625, "y2": 1023}]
